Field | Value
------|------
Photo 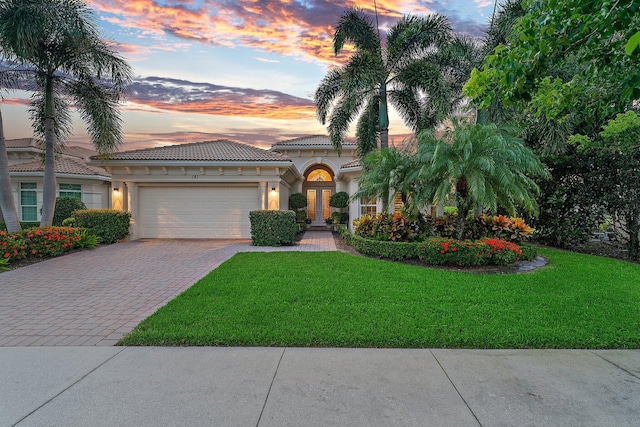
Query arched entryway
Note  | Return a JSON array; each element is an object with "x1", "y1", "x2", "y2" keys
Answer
[{"x1": 302, "y1": 164, "x2": 336, "y2": 226}]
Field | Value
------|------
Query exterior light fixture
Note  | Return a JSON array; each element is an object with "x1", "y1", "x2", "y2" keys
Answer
[
  {"x1": 113, "y1": 187, "x2": 120, "y2": 192},
  {"x1": 271, "y1": 187, "x2": 276, "y2": 192}
]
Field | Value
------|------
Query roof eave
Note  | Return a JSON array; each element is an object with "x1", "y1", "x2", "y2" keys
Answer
[
  {"x1": 9, "y1": 172, "x2": 111, "y2": 181},
  {"x1": 90, "y1": 159, "x2": 293, "y2": 167}
]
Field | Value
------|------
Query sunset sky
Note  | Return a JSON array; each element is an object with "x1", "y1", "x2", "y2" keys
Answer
[{"x1": 2, "y1": 0, "x2": 495, "y2": 151}]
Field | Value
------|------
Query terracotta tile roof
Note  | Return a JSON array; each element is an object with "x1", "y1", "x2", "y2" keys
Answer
[
  {"x1": 340, "y1": 159, "x2": 362, "y2": 169},
  {"x1": 9, "y1": 158, "x2": 111, "y2": 177},
  {"x1": 271, "y1": 135, "x2": 357, "y2": 148},
  {"x1": 5, "y1": 139, "x2": 96, "y2": 158},
  {"x1": 5, "y1": 138, "x2": 38, "y2": 148},
  {"x1": 98, "y1": 140, "x2": 291, "y2": 162},
  {"x1": 62, "y1": 146, "x2": 97, "y2": 159}
]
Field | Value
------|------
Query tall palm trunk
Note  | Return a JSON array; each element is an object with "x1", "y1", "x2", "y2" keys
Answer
[
  {"x1": 0, "y1": 108, "x2": 21, "y2": 232},
  {"x1": 378, "y1": 85, "x2": 390, "y2": 211},
  {"x1": 455, "y1": 178, "x2": 472, "y2": 240},
  {"x1": 378, "y1": 84, "x2": 389, "y2": 150},
  {"x1": 40, "y1": 76, "x2": 57, "y2": 226}
]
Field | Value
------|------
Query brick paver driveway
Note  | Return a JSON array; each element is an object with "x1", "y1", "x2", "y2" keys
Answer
[{"x1": 0, "y1": 232, "x2": 336, "y2": 346}]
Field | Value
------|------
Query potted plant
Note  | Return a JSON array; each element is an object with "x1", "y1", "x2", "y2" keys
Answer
[
  {"x1": 325, "y1": 217, "x2": 333, "y2": 229},
  {"x1": 305, "y1": 217, "x2": 312, "y2": 229}
]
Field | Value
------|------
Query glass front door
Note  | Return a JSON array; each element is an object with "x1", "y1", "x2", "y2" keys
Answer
[{"x1": 307, "y1": 188, "x2": 332, "y2": 225}]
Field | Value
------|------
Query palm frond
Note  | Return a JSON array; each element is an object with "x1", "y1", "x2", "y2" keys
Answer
[
  {"x1": 314, "y1": 68, "x2": 344, "y2": 124},
  {"x1": 71, "y1": 76, "x2": 123, "y2": 155},
  {"x1": 355, "y1": 97, "x2": 380, "y2": 157},
  {"x1": 333, "y1": 8, "x2": 380, "y2": 56},
  {"x1": 386, "y1": 14, "x2": 452, "y2": 72}
]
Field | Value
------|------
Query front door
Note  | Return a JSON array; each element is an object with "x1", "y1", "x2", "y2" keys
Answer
[{"x1": 306, "y1": 188, "x2": 332, "y2": 226}]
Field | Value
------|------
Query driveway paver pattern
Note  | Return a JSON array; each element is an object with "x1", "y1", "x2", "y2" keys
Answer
[{"x1": 0, "y1": 232, "x2": 336, "y2": 346}]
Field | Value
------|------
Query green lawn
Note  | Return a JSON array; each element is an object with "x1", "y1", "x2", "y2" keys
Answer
[{"x1": 118, "y1": 248, "x2": 640, "y2": 348}]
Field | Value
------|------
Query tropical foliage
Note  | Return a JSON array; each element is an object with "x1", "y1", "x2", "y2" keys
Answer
[
  {"x1": 315, "y1": 8, "x2": 478, "y2": 156},
  {"x1": 569, "y1": 111, "x2": 640, "y2": 259},
  {"x1": 413, "y1": 121, "x2": 549, "y2": 239},
  {"x1": 464, "y1": 0, "x2": 640, "y2": 121},
  {"x1": 352, "y1": 145, "x2": 417, "y2": 211},
  {"x1": 0, "y1": 0, "x2": 133, "y2": 225}
]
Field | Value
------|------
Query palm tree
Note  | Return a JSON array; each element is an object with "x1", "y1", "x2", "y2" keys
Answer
[
  {"x1": 414, "y1": 121, "x2": 550, "y2": 239},
  {"x1": 315, "y1": 9, "x2": 476, "y2": 157},
  {"x1": 0, "y1": 57, "x2": 29, "y2": 232},
  {"x1": 0, "y1": 0, "x2": 133, "y2": 225},
  {"x1": 0, "y1": 107, "x2": 21, "y2": 232},
  {"x1": 352, "y1": 145, "x2": 418, "y2": 213}
]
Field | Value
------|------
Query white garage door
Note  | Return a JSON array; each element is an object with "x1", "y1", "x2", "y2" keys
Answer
[{"x1": 139, "y1": 186, "x2": 259, "y2": 238}]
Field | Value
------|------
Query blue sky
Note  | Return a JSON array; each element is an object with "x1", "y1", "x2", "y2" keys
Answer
[{"x1": 2, "y1": 0, "x2": 496, "y2": 150}]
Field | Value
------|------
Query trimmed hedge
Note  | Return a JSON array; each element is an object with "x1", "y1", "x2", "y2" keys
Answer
[
  {"x1": 249, "y1": 210, "x2": 297, "y2": 246},
  {"x1": 74, "y1": 209, "x2": 131, "y2": 244},
  {"x1": 345, "y1": 233, "x2": 419, "y2": 261},
  {"x1": 53, "y1": 197, "x2": 87, "y2": 226},
  {"x1": 340, "y1": 228, "x2": 537, "y2": 266},
  {"x1": 289, "y1": 193, "x2": 308, "y2": 210},
  {"x1": 329, "y1": 191, "x2": 349, "y2": 208}
]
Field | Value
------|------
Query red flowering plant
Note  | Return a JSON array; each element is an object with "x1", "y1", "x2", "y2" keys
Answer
[
  {"x1": 417, "y1": 237, "x2": 526, "y2": 266},
  {"x1": 0, "y1": 231, "x2": 28, "y2": 262},
  {"x1": 21, "y1": 226, "x2": 83, "y2": 258},
  {"x1": 418, "y1": 237, "x2": 491, "y2": 266},
  {"x1": 481, "y1": 238, "x2": 522, "y2": 265}
]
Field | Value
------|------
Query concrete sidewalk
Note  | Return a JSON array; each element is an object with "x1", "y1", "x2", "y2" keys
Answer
[{"x1": 1, "y1": 347, "x2": 638, "y2": 426}]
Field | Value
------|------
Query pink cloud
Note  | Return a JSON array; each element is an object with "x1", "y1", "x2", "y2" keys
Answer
[{"x1": 88, "y1": 1, "x2": 462, "y2": 65}]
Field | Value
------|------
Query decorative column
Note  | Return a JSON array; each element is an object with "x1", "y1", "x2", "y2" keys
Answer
[
  {"x1": 260, "y1": 182, "x2": 268, "y2": 210},
  {"x1": 127, "y1": 182, "x2": 139, "y2": 239}
]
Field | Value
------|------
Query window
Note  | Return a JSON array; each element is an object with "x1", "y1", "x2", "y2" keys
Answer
[
  {"x1": 306, "y1": 169, "x2": 332, "y2": 182},
  {"x1": 59, "y1": 183, "x2": 82, "y2": 199},
  {"x1": 20, "y1": 183, "x2": 37, "y2": 221},
  {"x1": 393, "y1": 192, "x2": 404, "y2": 213},
  {"x1": 360, "y1": 197, "x2": 377, "y2": 216}
]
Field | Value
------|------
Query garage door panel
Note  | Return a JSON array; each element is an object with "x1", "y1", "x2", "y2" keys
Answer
[{"x1": 139, "y1": 186, "x2": 259, "y2": 238}]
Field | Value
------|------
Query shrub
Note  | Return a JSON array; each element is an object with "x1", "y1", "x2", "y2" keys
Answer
[
  {"x1": 423, "y1": 213, "x2": 457, "y2": 238},
  {"x1": 289, "y1": 193, "x2": 308, "y2": 211},
  {"x1": 329, "y1": 191, "x2": 349, "y2": 209},
  {"x1": 74, "y1": 209, "x2": 131, "y2": 244},
  {"x1": 331, "y1": 211, "x2": 349, "y2": 224},
  {"x1": 347, "y1": 233, "x2": 420, "y2": 260},
  {"x1": 249, "y1": 210, "x2": 297, "y2": 246},
  {"x1": 467, "y1": 215, "x2": 534, "y2": 242},
  {"x1": 0, "y1": 231, "x2": 27, "y2": 262},
  {"x1": 417, "y1": 237, "x2": 531, "y2": 266},
  {"x1": 52, "y1": 196, "x2": 87, "y2": 226},
  {"x1": 21, "y1": 226, "x2": 83, "y2": 258},
  {"x1": 77, "y1": 229, "x2": 100, "y2": 249},
  {"x1": 481, "y1": 238, "x2": 522, "y2": 265},
  {"x1": 0, "y1": 221, "x2": 40, "y2": 231},
  {"x1": 354, "y1": 213, "x2": 425, "y2": 242},
  {"x1": 61, "y1": 217, "x2": 76, "y2": 226},
  {"x1": 0, "y1": 257, "x2": 8, "y2": 271},
  {"x1": 423, "y1": 214, "x2": 535, "y2": 242},
  {"x1": 295, "y1": 210, "x2": 308, "y2": 224},
  {"x1": 418, "y1": 238, "x2": 492, "y2": 266},
  {"x1": 519, "y1": 244, "x2": 538, "y2": 261}
]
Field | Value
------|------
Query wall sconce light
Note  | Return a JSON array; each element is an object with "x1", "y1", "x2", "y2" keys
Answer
[
  {"x1": 113, "y1": 187, "x2": 120, "y2": 192},
  {"x1": 271, "y1": 187, "x2": 276, "y2": 192}
]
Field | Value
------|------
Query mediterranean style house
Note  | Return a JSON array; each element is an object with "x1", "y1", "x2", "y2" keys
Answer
[
  {"x1": 93, "y1": 135, "x2": 374, "y2": 239},
  {"x1": 6, "y1": 135, "x2": 421, "y2": 239},
  {"x1": 4, "y1": 138, "x2": 111, "y2": 223}
]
